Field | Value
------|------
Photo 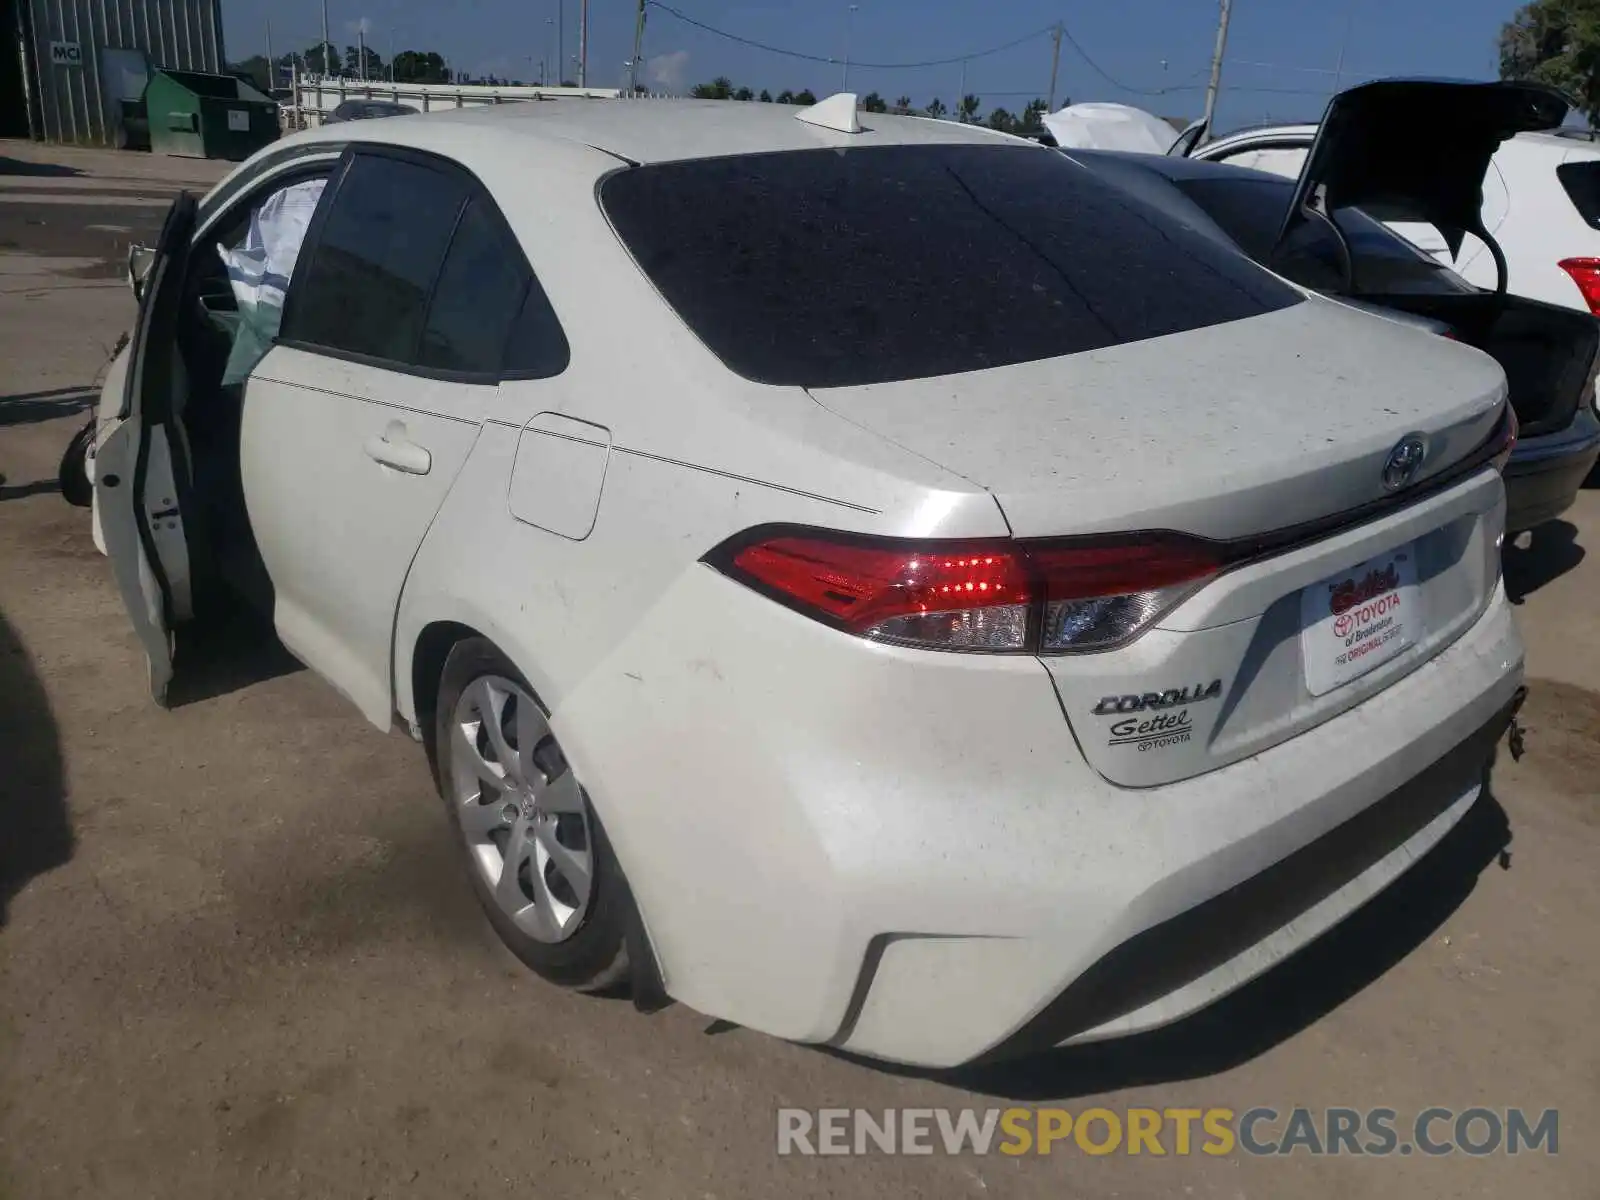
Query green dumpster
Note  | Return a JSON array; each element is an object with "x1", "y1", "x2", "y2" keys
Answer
[{"x1": 146, "y1": 69, "x2": 278, "y2": 160}]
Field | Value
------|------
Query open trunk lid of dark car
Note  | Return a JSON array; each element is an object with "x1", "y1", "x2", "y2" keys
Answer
[{"x1": 1276, "y1": 78, "x2": 1570, "y2": 262}]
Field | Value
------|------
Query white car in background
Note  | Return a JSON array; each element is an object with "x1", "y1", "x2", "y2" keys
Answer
[
  {"x1": 80, "y1": 94, "x2": 1524, "y2": 1069},
  {"x1": 1184, "y1": 117, "x2": 1600, "y2": 315}
]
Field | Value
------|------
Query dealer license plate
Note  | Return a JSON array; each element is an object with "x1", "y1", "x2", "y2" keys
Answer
[{"x1": 1300, "y1": 543, "x2": 1419, "y2": 697}]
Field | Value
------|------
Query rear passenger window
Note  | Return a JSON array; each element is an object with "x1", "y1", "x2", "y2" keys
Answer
[
  {"x1": 501, "y1": 274, "x2": 570, "y2": 377},
  {"x1": 284, "y1": 154, "x2": 468, "y2": 362},
  {"x1": 418, "y1": 197, "x2": 568, "y2": 377}
]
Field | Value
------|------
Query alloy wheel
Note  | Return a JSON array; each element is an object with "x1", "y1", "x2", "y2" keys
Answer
[{"x1": 448, "y1": 675, "x2": 593, "y2": 943}]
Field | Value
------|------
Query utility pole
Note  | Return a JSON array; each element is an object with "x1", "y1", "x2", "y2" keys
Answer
[
  {"x1": 957, "y1": 58, "x2": 966, "y2": 121},
  {"x1": 841, "y1": 3, "x2": 858, "y2": 91},
  {"x1": 266, "y1": 18, "x2": 275, "y2": 90},
  {"x1": 321, "y1": 0, "x2": 332, "y2": 78},
  {"x1": 1332, "y1": 0, "x2": 1357, "y2": 93},
  {"x1": 579, "y1": 0, "x2": 588, "y2": 86},
  {"x1": 628, "y1": 0, "x2": 646, "y2": 94},
  {"x1": 557, "y1": 0, "x2": 564, "y2": 84},
  {"x1": 1046, "y1": 22, "x2": 1062, "y2": 113},
  {"x1": 1201, "y1": 0, "x2": 1232, "y2": 131},
  {"x1": 358, "y1": 25, "x2": 366, "y2": 81}
]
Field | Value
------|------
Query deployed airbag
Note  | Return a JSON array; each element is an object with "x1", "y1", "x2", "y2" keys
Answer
[{"x1": 217, "y1": 178, "x2": 326, "y2": 386}]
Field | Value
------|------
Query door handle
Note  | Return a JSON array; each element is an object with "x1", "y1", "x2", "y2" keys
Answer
[{"x1": 363, "y1": 429, "x2": 432, "y2": 475}]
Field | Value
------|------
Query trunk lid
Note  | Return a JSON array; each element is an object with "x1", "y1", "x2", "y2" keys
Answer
[
  {"x1": 1040, "y1": 465, "x2": 1505, "y2": 787},
  {"x1": 808, "y1": 299, "x2": 1510, "y2": 787},
  {"x1": 808, "y1": 296, "x2": 1506, "y2": 541},
  {"x1": 1277, "y1": 78, "x2": 1569, "y2": 263}
]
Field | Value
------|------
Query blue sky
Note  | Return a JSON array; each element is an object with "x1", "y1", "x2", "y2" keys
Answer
[{"x1": 223, "y1": 0, "x2": 1525, "y2": 130}]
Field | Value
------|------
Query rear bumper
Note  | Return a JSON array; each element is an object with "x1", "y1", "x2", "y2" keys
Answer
[
  {"x1": 558, "y1": 562, "x2": 1523, "y2": 1069},
  {"x1": 1504, "y1": 406, "x2": 1600, "y2": 533},
  {"x1": 831, "y1": 587, "x2": 1521, "y2": 1066},
  {"x1": 994, "y1": 689, "x2": 1519, "y2": 1058}
]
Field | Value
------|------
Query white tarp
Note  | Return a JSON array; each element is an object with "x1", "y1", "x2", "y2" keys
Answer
[
  {"x1": 1042, "y1": 103, "x2": 1182, "y2": 156},
  {"x1": 217, "y1": 177, "x2": 327, "y2": 386}
]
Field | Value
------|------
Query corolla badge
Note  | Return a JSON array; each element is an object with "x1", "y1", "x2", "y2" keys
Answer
[{"x1": 1382, "y1": 436, "x2": 1427, "y2": 492}]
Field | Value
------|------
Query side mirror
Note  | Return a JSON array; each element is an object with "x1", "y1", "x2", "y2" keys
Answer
[{"x1": 127, "y1": 243, "x2": 156, "y2": 302}]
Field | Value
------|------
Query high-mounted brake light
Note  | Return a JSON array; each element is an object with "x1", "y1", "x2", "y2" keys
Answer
[
  {"x1": 708, "y1": 530, "x2": 1223, "y2": 654},
  {"x1": 1558, "y1": 257, "x2": 1600, "y2": 315}
]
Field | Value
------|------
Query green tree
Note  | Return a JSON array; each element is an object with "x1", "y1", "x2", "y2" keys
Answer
[
  {"x1": 228, "y1": 54, "x2": 273, "y2": 92},
  {"x1": 1500, "y1": 0, "x2": 1600, "y2": 124},
  {"x1": 392, "y1": 50, "x2": 450, "y2": 83},
  {"x1": 733, "y1": 85, "x2": 755, "y2": 100},
  {"x1": 1015, "y1": 98, "x2": 1050, "y2": 137},
  {"x1": 958, "y1": 93, "x2": 981, "y2": 123},
  {"x1": 861, "y1": 91, "x2": 888, "y2": 112},
  {"x1": 298, "y1": 42, "x2": 341, "y2": 76},
  {"x1": 776, "y1": 89, "x2": 796, "y2": 103},
  {"x1": 925, "y1": 96, "x2": 947, "y2": 119},
  {"x1": 691, "y1": 76, "x2": 735, "y2": 99},
  {"x1": 343, "y1": 43, "x2": 384, "y2": 79},
  {"x1": 759, "y1": 88, "x2": 773, "y2": 101},
  {"x1": 986, "y1": 107, "x2": 1016, "y2": 133},
  {"x1": 794, "y1": 88, "x2": 818, "y2": 104},
  {"x1": 893, "y1": 94, "x2": 912, "y2": 112}
]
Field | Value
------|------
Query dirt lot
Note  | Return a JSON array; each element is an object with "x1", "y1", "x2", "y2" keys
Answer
[{"x1": 2, "y1": 142, "x2": 1598, "y2": 1199}]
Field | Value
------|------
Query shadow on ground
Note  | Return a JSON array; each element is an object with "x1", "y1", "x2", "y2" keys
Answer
[
  {"x1": 0, "y1": 157, "x2": 81, "y2": 178},
  {"x1": 0, "y1": 607, "x2": 71, "y2": 928},
  {"x1": 167, "y1": 602, "x2": 303, "y2": 708},
  {"x1": 1504, "y1": 521, "x2": 1584, "y2": 603},
  {"x1": 844, "y1": 786, "x2": 1512, "y2": 1101},
  {"x1": 0, "y1": 475, "x2": 61, "y2": 502},
  {"x1": 0, "y1": 386, "x2": 96, "y2": 428}
]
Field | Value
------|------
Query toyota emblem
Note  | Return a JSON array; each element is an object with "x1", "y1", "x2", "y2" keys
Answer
[{"x1": 1382, "y1": 436, "x2": 1427, "y2": 492}]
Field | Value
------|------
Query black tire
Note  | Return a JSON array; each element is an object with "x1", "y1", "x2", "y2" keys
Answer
[
  {"x1": 434, "y1": 637, "x2": 633, "y2": 992},
  {"x1": 58, "y1": 420, "x2": 95, "y2": 508}
]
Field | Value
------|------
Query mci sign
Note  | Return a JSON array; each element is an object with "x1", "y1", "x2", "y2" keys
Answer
[{"x1": 50, "y1": 41, "x2": 83, "y2": 68}]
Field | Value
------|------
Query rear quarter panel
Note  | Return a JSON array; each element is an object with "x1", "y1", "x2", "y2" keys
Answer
[{"x1": 389, "y1": 131, "x2": 1003, "y2": 726}]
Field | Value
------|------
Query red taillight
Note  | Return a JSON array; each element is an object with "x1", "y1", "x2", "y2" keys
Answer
[
  {"x1": 1558, "y1": 257, "x2": 1600, "y2": 315},
  {"x1": 712, "y1": 530, "x2": 1222, "y2": 653}
]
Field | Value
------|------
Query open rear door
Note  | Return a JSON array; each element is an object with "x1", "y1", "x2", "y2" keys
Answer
[{"x1": 94, "y1": 192, "x2": 197, "y2": 706}]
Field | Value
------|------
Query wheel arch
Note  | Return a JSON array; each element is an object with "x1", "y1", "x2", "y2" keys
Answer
[
  {"x1": 408, "y1": 616, "x2": 671, "y2": 1006},
  {"x1": 398, "y1": 609, "x2": 574, "y2": 797},
  {"x1": 409, "y1": 619, "x2": 480, "y2": 779}
]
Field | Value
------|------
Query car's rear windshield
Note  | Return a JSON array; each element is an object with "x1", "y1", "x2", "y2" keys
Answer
[{"x1": 599, "y1": 144, "x2": 1303, "y2": 388}]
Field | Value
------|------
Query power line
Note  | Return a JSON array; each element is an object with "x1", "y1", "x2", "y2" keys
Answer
[
  {"x1": 635, "y1": 5, "x2": 1344, "y2": 104},
  {"x1": 1055, "y1": 24, "x2": 1207, "y2": 96},
  {"x1": 644, "y1": 1, "x2": 1053, "y2": 70},
  {"x1": 1227, "y1": 57, "x2": 1344, "y2": 75},
  {"x1": 1226, "y1": 83, "x2": 1343, "y2": 95}
]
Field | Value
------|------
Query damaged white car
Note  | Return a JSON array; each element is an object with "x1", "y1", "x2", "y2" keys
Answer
[{"x1": 72, "y1": 91, "x2": 1525, "y2": 1068}]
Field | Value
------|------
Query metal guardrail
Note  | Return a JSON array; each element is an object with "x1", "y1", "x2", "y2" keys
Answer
[{"x1": 285, "y1": 73, "x2": 621, "y2": 129}]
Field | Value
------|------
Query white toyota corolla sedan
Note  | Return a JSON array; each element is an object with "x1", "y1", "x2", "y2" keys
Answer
[{"x1": 86, "y1": 93, "x2": 1525, "y2": 1068}]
